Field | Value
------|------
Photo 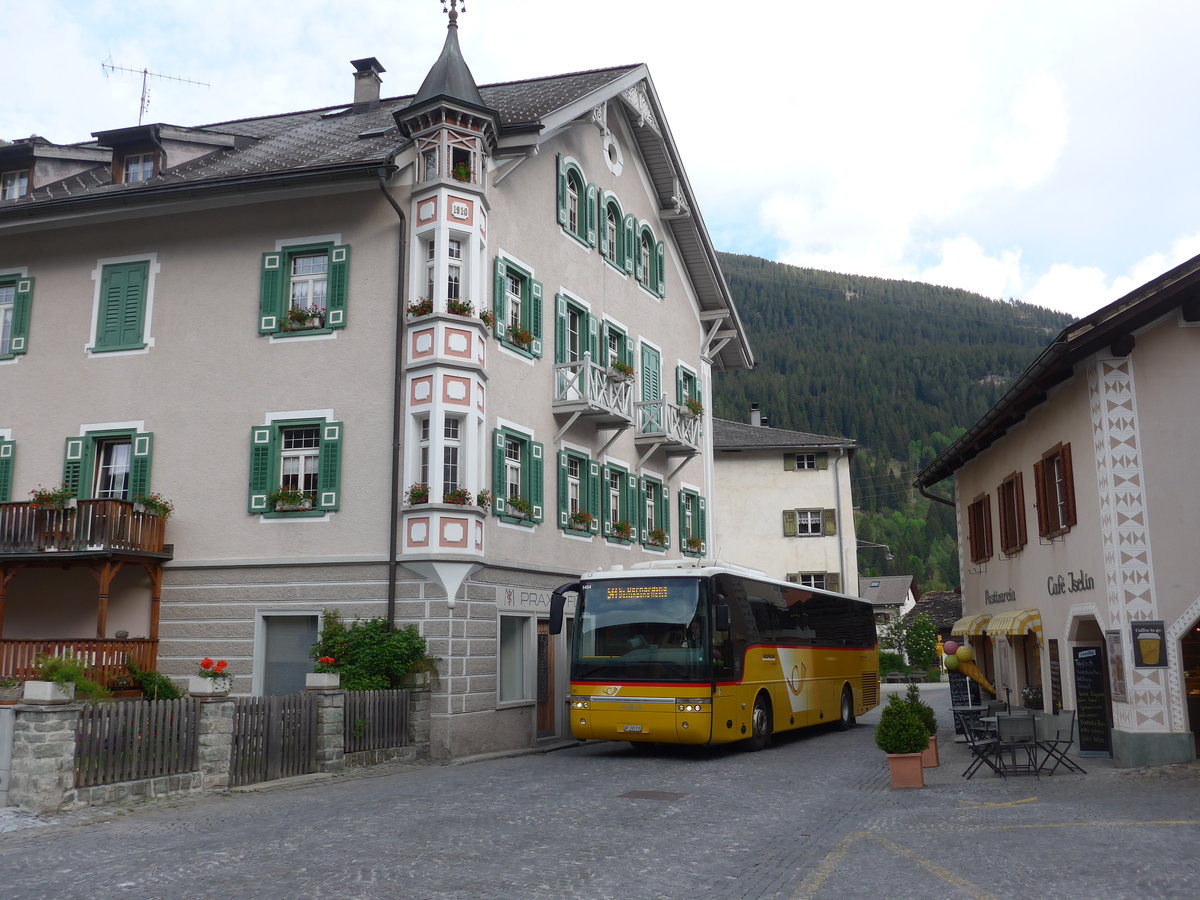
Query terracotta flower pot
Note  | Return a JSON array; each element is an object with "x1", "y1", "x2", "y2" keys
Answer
[
  {"x1": 886, "y1": 752, "x2": 926, "y2": 788},
  {"x1": 921, "y1": 733, "x2": 940, "y2": 768}
]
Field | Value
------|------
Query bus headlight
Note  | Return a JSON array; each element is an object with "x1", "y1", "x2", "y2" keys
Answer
[
  {"x1": 571, "y1": 700, "x2": 589, "y2": 709},
  {"x1": 676, "y1": 701, "x2": 710, "y2": 713}
]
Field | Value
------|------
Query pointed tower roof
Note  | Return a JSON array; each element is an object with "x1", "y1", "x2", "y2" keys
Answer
[{"x1": 411, "y1": 2, "x2": 486, "y2": 111}]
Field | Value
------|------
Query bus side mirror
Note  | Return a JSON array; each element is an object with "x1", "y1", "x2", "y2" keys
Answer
[
  {"x1": 715, "y1": 597, "x2": 730, "y2": 632},
  {"x1": 549, "y1": 582, "x2": 580, "y2": 635}
]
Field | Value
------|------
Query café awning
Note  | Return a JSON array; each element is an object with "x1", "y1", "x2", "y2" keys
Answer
[
  {"x1": 950, "y1": 614, "x2": 991, "y2": 637},
  {"x1": 985, "y1": 608, "x2": 1043, "y2": 645}
]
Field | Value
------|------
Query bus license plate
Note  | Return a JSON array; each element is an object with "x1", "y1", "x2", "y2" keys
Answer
[{"x1": 623, "y1": 725, "x2": 643, "y2": 733}]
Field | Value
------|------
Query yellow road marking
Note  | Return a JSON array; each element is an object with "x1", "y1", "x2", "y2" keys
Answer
[{"x1": 960, "y1": 797, "x2": 1038, "y2": 808}]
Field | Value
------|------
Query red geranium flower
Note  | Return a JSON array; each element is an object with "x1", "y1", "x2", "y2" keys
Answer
[{"x1": 200, "y1": 657, "x2": 214, "y2": 670}]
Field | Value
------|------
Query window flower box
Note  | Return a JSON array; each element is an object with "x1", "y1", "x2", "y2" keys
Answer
[
  {"x1": 407, "y1": 298, "x2": 433, "y2": 318},
  {"x1": 284, "y1": 305, "x2": 326, "y2": 330},
  {"x1": 446, "y1": 298, "x2": 474, "y2": 317},
  {"x1": 28, "y1": 484, "x2": 76, "y2": 509},
  {"x1": 505, "y1": 495, "x2": 534, "y2": 519},
  {"x1": 509, "y1": 326, "x2": 534, "y2": 348},
  {"x1": 443, "y1": 487, "x2": 472, "y2": 506},
  {"x1": 269, "y1": 485, "x2": 311, "y2": 511},
  {"x1": 188, "y1": 675, "x2": 232, "y2": 696},
  {"x1": 647, "y1": 527, "x2": 667, "y2": 548},
  {"x1": 612, "y1": 520, "x2": 634, "y2": 541},
  {"x1": 682, "y1": 398, "x2": 704, "y2": 418},
  {"x1": 567, "y1": 510, "x2": 595, "y2": 531},
  {"x1": 406, "y1": 483, "x2": 430, "y2": 505}
]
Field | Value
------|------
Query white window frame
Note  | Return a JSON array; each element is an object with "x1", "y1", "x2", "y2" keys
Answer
[
  {"x1": 280, "y1": 425, "x2": 321, "y2": 500},
  {"x1": 498, "y1": 612, "x2": 536, "y2": 706},
  {"x1": 795, "y1": 453, "x2": 817, "y2": 470},
  {"x1": 123, "y1": 153, "x2": 155, "y2": 183},
  {"x1": 2, "y1": 170, "x2": 28, "y2": 200},
  {"x1": 0, "y1": 280, "x2": 14, "y2": 356},
  {"x1": 93, "y1": 437, "x2": 133, "y2": 500},
  {"x1": 795, "y1": 509, "x2": 822, "y2": 536},
  {"x1": 289, "y1": 252, "x2": 329, "y2": 313},
  {"x1": 504, "y1": 436, "x2": 523, "y2": 501},
  {"x1": 443, "y1": 417, "x2": 462, "y2": 493}
]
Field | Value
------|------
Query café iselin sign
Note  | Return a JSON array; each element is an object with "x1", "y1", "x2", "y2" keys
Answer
[{"x1": 1047, "y1": 570, "x2": 1096, "y2": 596}]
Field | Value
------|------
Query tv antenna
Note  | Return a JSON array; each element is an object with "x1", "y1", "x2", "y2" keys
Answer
[{"x1": 101, "y1": 57, "x2": 209, "y2": 125}]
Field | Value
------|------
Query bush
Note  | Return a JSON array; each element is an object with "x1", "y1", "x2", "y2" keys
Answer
[
  {"x1": 310, "y1": 611, "x2": 434, "y2": 691},
  {"x1": 125, "y1": 658, "x2": 183, "y2": 700},
  {"x1": 874, "y1": 695, "x2": 929, "y2": 754},
  {"x1": 904, "y1": 682, "x2": 937, "y2": 735},
  {"x1": 879, "y1": 651, "x2": 906, "y2": 674}
]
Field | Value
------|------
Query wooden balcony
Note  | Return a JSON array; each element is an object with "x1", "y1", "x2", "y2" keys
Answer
[
  {"x1": 634, "y1": 396, "x2": 702, "y2": 460},
  {"x1": 0, "y1": 499, "x2": 168, "y2": 556},
  {"x1": 0, "y1": 638, "x2": 158, "y2": 689},
  {"x1": 552, "y1": 355, "x2": 635, "y2": 428}
]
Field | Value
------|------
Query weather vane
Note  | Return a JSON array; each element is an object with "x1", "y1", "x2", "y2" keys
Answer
[{"x1": 441, "y1": 0, "x2": 466, "y2": 21}]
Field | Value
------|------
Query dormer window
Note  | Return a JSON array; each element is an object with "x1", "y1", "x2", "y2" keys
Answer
[
  {"x1": 123, "y1": 153, "x2": 155, "y2": 184},
  {"x1": 2, "y1": 170, "x2": 29, "y2": 199}
]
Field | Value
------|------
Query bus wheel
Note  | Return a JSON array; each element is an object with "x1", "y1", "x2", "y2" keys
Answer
[
  {"x1": 838, "y1": 685, "x2": 855, "y2": 730},
  {"x1": 747, "y1": 693, "x2": 773, "y2": 751}
]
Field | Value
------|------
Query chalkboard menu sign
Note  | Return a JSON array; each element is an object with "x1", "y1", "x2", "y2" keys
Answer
[
  {"x1": 948, "y1": 672, "x2": 982, "y2": 734},
  {"x1": 1072, "y1": 645, "x2": 1111, "y2": 756}
]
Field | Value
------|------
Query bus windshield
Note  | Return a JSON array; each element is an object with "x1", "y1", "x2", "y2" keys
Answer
[{"x1": 572, "y1": 577, "x2": 712, "y2": 682}]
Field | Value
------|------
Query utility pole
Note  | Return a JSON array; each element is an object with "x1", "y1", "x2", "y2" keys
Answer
[{"x1": 101, "y1": 58, "x2": 209, "y2": 125}]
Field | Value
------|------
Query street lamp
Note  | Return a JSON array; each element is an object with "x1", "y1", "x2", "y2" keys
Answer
[{"x1": 857, "y1": 540, "x2": 894, "y2": 561}]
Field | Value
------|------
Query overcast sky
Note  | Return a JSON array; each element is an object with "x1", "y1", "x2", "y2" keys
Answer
[{"x1": 4, "y1": 0, "x2": 1198, "y2": 319}]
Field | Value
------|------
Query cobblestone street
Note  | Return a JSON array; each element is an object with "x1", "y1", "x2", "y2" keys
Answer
[{"x1": 2, "y1": 684, "x2": 1197, "y2": 899}]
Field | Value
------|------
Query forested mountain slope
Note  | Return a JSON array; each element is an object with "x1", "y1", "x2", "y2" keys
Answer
[{"x1": 712, "y1": 253, "x2": 1074, "y2": 589}]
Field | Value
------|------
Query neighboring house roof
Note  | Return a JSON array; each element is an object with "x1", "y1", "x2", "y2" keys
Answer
[
  {"x1": 0, "y1": 46, "x2": 753, "y2": 371},
  {"x1": 916, "y1": 251, "x2": 1200, "y2": 487},
  {"x1": 905, "y1": 590, "x2": 964, "y2": 634},
  {"x1": 712, "y1": 418, "x2": 857, "y2": 452},
  {"x1": 859, "y1": 575, "x2": 914, "y2": 609}
]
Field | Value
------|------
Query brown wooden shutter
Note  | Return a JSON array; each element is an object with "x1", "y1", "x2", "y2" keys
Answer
[
  {"x1": 1032, "y1": 459, "x2": 1048, "y2": 537},
  {"x1": 1060, "y1": 443, "x2": 1076, "y2": 528}
]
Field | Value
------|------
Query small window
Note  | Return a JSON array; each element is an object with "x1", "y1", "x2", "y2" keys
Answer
[
  {"x1": 443, "y1": 418, "x2": 461, "y2": 493},
  {"x1": 1033, "y1": 443, "x2": 1076, "y2": 538},
  {"x1": 967, "y1": 494, "x2": 993, "y2": 563},
  {"x1": 785, "y1": 452, "x2": 827, "y2": 471},
  {"x1": 93, "y1": 438, "x2": 133, "y2": 499},
  {"x1": 598, "y1": 197, "x2": 633, "y2": 273},
  {"x1": 123, "y1": 153, "x2": 155, "y2": 183},
  {"x1": 997, "y1": 471, "x2": 1027, "y2": 554},
  {"x1": 679, "y1": 489, "x2": 706, "y2": 555},
  {"x1": 559, "y1": 450, "x2": 599, "y2": 533},
  {"x1": 259, "y1": 243, "x2": 350, "y2": 335},
  {"x1": 603, "y1": 463, "x2": 636, "y2": 542},
  {"x1": 640, "y1": 476, "x2": 669, "y2": 548},
  {"x1": 788, "y1": 573, "x2": 827, "y2": 590},
  {"x1": 62, "y1": 430, "x2": 154, "y2": 501},
  {"x1": 0, "y1": 279, "x2": 16, "y2": 355},
  {"x1": 795, "y1": 509, "x2": 822, "y2": 535},
  {"x1": 2, "y1": 170, "x2": 29, "y2": 200},
  {"x1": 248, "y1": 420, "x2": 343, "y2": 514},
  {"x1": 796, "y1": 454, "x2": 816, "y2": 470},
  {"x1": 422, "y1": 149, "x2": 438, "y2": 183},
  {"x1": 635, "y1": 226, "x2": 666, "y2": 297},
  {"x1": 94, "y1": 260, "x2": 150, "y2": 352},
  {"x1": 492, "y1": 427, "x2": 544, "y2": 524},
  {"x1": 782, "y1": 508, "x2": 837, "y2": 537},
  {"x1": 492, "y1": 257, "x2": 543, "y2": 356},
  {"x1": 556, "y1": 156, "x2": 596, "y2": 246}
]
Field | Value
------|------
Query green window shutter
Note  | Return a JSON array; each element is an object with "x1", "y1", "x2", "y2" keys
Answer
[
  {"x1": 587, "y1": 461, "x2": 601, "y2": 532},
  {"x1": 598, "y1": 203, "x2": 610, "y2": 258},
  {"x1": 326, "y1": 245, "x2": 350, "y2": 329},
  {"x1": 661, "y1": 484, "x2": 670, "y2": 541},
  {"x1": 0, "y1": 439, "x2": 14, "y2": 501},
  {"x1": 638, "y1": 477, "x2": 648, "y2": 542},
  {"x1": 782, "y1": 509, "x2": 798, "y2": 537},
  {"x1": 823, "y1": 508, "x2": 838, "y2": 536},
  {"x1": 635, "y1": 232, "x2": 645, "y2": 283},
  {"x1": 622, "y1": 214, "x2": 636, "y2": 274},
  {"x1": 554, "y1": 294, "x2": 567, "y2": 364},
  {"x1": 677, "y1": 491, "x2": 687, "y2": 549},
  {"x1": 556, "y1": 154, "x2": 569, "y2": 227},
  {"x1": 129, "y1": 432, "x2": 154, "y2": 500},
  {"x1": 317, "y1": 421, "x2": 343, "y2": 510},
  {"x1": 698, "y1": 496, "x2": 707, "y2": 550},
  {"x1": 493, "y1": 259, "x2": 508, "y2": 340},
  {"x1": 96, "y1": 262, "x2": 147, "y2": 350},
  {"x1": 586, "y1": 184, "x2": 598, "y2": 246},
  {"x1": 641, "y1": 345, "x2": 661, "y2": 401},
  {"x1": 826, "y1": 573, "x2": 841, "y2": 593},
  {"x1": 530, "y1": 441, "x2": 544, "y2": 522},
  {"x1": 783, "y1": 453, "x2": 796, "y2": 471},
  {"x1": 655, "y1": 241, "x2": 666, "y2": 297},
  {"x1": 557, "y1": 450, "x2": 569, "y2": 528},
  {"x1": 601, "y1": 464, "x2": 614, "y2": 533},
  {"x1": 8, "y1": 276, "x2": 33, "y2": 355},
  {"x1": 492, "y1": 429, "x2": 507, "y2": 516},
  {"x1": 260, "y1": 252, "x2": 283, "y2": 333},
  {"x1": 587, "y1": 313, "x2": 599, "y2": 363},
  {"x1": 248, "y1": 426, "x2": 275, "y2": 513},
  {"x1": 625, "y1": 473, "x2": 637, "y2": 530},
  {"x1": 62, "y1": 436, "x2": 91, "y2": 498},
  {"x1": 786, "y1": 573, "x2": 801, "y2": 585},
  {"x1": 675, "y1": 367, "x2": 686, "y2": 405},
  {"x1": 816, "y1": 452, "x2": 829, "y2": 471},
  {"x1": 530, "y1": 280, "x2": 544, "y2": 357}
]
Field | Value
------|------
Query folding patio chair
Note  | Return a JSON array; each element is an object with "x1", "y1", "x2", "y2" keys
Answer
[
  {"x1": 955, "y1": 711, "x2": 1004, "y2": 779},
  {"x1": 995, "y1": 712, "x2": 1040, "y2": 777},
  {"x1": 1038, "y1": 709, "x2": 1087, "y2": 775}
]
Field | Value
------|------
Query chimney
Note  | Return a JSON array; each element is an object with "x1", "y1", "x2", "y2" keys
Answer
[
  {"x1": 750, "y1": 403, "x2": 761, "y2": 427},
  {"x1": 351, "y1": 57, "x2": 386, "y2": 112},
  {"x1": 761, "y1": 416, "x2": 770, "y2": 428}
]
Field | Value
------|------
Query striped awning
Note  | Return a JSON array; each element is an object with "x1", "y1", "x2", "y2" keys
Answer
[
  {"x1": 985, "y1": 608, "x2": 1043, "y2": 645},
  {"x1": 950, "y1": 614, "x2": 992, "y2": 637}
]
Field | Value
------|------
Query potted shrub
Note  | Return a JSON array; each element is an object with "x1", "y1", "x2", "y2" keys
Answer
[
  {"x1": 567, "y1": 510, "x2": 594, "y2": 531},
  {"x1": 1021, "y1": 684, "x2": 1044, "y2": 711},
  {"x1": 905, "y1": 682, "x2": 939, "y2": 767},
  {"x1": 133, "y1": 491, "x2": 174, "y2": 518},
  {"x1": 608, "y1": 359, "x2": 635, "y2": 382},
  {"x1": 189, "y1": 657, "x2": 232, "y2": 696},
  {"x1": 306, "y1": 656, "x2": 340, "y2": 690},
  {"x1": 28, "y1": 483, "x2": 76, "y2": 509},
  {"x1": 407, "y1": 297, "x2": 433, "y2": 317},
  {"x1": 446, "y1": 298, "x2": 474, "y2": 317},
  {"x1": 406, "y1": 483, "x2": 430, "y2": 505},
  {"x1": 443, "y1": 487, "x2": 472, "y2": 506},
  {"x1": 26, "y1": 653, "x2": 110, "y2": 703},
  {"x1": 269, "y1": 484, "x2": 311, "y2": 511},
  {"x1": 874, "y1": 694, "x2": 929, "y2": 788}
]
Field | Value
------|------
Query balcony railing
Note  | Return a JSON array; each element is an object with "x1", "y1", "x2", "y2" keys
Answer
[
  {"x1": 553, "y1": 354, "x2": 635, "y2": 425},
  {"x1": 635, "y1": 397, "x2": 702, "y2": 453},
  {"x1": 0, "y1": 499, "x2": 168, "y2": 555},
  {"x1": 0, "y1": 638, "x2": 159, "y2": 688}
]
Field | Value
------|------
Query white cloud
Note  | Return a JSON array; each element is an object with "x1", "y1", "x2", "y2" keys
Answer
[
  {"x1": 917, "y1": 237, "x2": 1023, "y2": 300},
  {"x1": 989, "y1": 72, "x2": 1069, "y2": 190}
]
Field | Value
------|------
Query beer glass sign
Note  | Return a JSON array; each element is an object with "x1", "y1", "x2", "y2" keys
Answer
[{"x1": 1130, "y1": 620, "x2": 1167, "y2": 668}]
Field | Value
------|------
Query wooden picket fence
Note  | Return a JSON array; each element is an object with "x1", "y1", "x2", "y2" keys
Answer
[
  {"x1": 344, "y1": 689, "x2": 409, "y2": 753},
  {"x1": 75, "y1": 698, "x2": 200, "y2": 788},
  {"x1": 229, "y1": 693, "x2": 318, "y2": 787}
]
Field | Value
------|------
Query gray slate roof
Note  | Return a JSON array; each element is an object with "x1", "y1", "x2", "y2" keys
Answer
[
  {"x1": 904, "y1": 590, "x2": 964, "y2": 634},
  {"x1": 859, "y1": 575, "x2": 914, "y2": 608},
  {"x1": 712, "y1": 418, "x2": 857, "y2": 452}
]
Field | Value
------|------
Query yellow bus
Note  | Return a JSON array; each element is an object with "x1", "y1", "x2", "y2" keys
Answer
[{"x1": 549, "y1": 561, "x2": 880, "y2": 749}]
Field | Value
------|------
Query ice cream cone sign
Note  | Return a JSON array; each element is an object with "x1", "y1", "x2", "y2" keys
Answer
[{"x1": 944, "y1": 644, "x2": 996, "y2": 695}]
